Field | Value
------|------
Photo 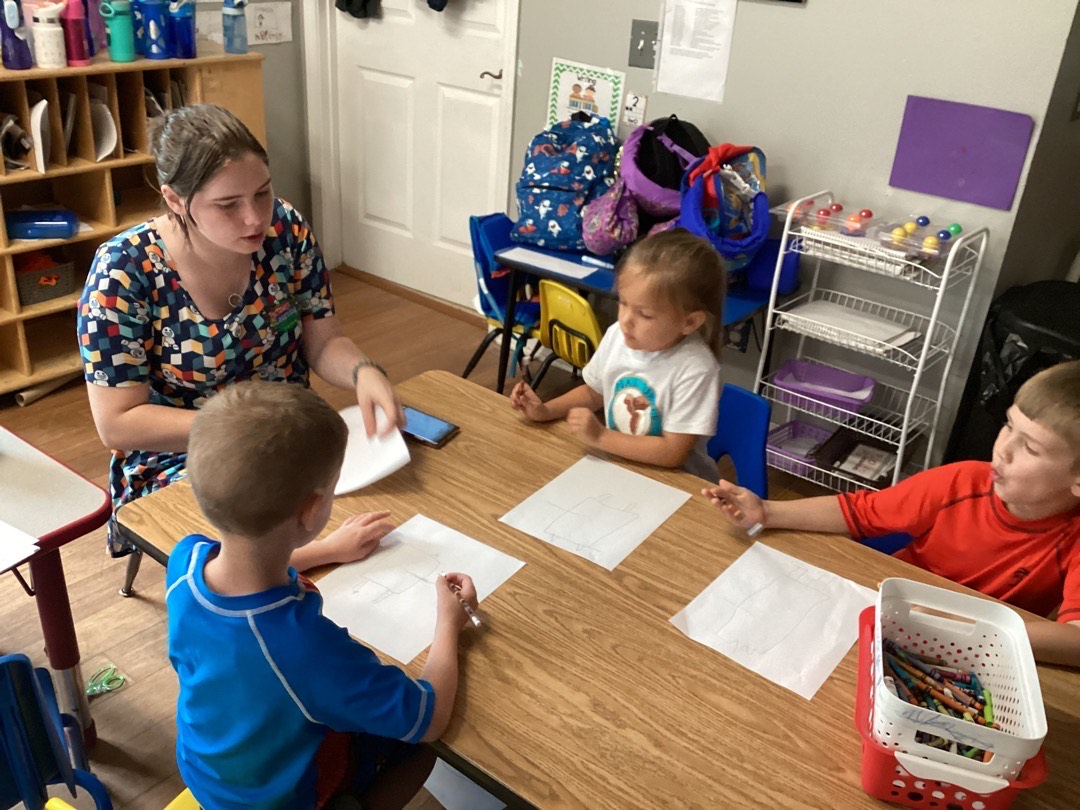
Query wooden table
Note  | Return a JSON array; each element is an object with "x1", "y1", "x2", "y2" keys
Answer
[
  {"x1": 1, "y1": 426, "x2": 111, "y2": 745},
  {"x1": 118, "y1": 371, "x2": 1080, "y2": 809}
]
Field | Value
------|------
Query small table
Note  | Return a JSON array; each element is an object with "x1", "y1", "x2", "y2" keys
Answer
[
  {"x1": 1, "y1": 427, "x2": 111, "y2": 745},
  {"x1": 116, "y1": 372, "x2": 1080, "y2": 809}
]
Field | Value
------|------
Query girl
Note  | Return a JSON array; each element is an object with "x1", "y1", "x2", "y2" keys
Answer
[
  {"x1": 78, "y1": 104, "x2": 397, "y2": 575},
  {"x1": 511, "y1": 228, "x2": 725, "y2": 479}
]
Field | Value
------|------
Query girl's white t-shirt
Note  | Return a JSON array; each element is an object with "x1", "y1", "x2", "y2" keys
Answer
[{"x1": 582, "y1": 324, "x2": 721, "y2": 479}]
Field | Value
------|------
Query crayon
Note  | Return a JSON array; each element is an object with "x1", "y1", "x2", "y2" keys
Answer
[{"x1": 982, "y1": 689, "x2": 994, "y2": 725}]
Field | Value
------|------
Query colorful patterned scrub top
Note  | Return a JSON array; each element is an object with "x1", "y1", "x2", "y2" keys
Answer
[{"x1": 77, "y1": 199, "x2": 334, "y2": 554}]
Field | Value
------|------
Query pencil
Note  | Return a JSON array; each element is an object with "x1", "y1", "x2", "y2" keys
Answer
[{"x1": 449, "y1": 582, "x2": 482, "y2": 628}]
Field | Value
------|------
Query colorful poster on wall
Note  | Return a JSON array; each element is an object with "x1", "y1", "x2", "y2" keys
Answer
[{"x1": 548, "y1": 58, "x2": 625, "y2": 127}]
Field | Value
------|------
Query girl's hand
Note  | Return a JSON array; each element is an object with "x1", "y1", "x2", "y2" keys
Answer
[
  {"x1": 702, "y1": 480, "x2": 766, "y2": 532},
  {"x1": 355, "y1": 366, "x2": 404, "y2": 437},
  {"x1": 322, "y1": 512, "x2": 395, "y2": 564},
  {"x1": 435, "y1": 572, "x2": 477, "y2": 632},
  {"x1": 510, "y1": 381, "x2": 551, "y2": 421},
  {"x1": 567, "y1": 407, "x2": 604, "y2": 446}
]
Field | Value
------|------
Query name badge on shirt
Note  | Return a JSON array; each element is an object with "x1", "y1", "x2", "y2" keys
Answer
[{"x1": 269, "y1": 299, "x2": 299, "y2": 334}]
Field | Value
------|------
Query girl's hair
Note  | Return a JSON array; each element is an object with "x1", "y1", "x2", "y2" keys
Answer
[
  {"x1": 616, "y1": 228, "x2": 728, "y2": 357},
  {"x1": 147, "y1": 104, "x2": 269, "y2": 237}
]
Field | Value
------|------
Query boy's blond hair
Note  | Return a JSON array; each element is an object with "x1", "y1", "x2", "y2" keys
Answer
[
  {"x1": 187, "y1": 381, "x2": 347, "y2": 537},
  {"x1": 1014, "y1": 359, "x2": 1080, "y2": 468}
]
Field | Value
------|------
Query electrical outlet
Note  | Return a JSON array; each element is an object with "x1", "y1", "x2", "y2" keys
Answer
[{"x1": 628, "y1": 19, "x2": 659, "y2": 70}]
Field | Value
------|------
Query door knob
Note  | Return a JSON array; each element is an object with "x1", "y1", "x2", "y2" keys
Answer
[{"x1": 479, "y1": 69, "x2": 503, "y2": 80}]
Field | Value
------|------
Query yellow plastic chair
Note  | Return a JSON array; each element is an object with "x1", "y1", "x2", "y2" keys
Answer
[
  {"x1": 164, "y1": 788, "x2": 200, "y2": 809},
  {"x1": 529, "y1": 279, "x2": 604, "y2": 390}
]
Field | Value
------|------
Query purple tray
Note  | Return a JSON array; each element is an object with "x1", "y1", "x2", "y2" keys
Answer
[
  {"x1": 772, "y1": 359, "x2": 876, "y2": 413},
  {"x1": 766, "y1": 420, "x2": 836, "y2": 476}
]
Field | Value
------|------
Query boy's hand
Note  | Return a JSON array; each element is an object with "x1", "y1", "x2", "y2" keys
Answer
[
  {"x1": 567, "y1": 407, "x2": 604, "y2": 446},
  {"x1": 436, "y1": 572, "x2": 477, "y2": 632},
  {"x1": 702, "y1": 480, "x2": 766, "y2": 532},
  {"x1": 323, "y1": 511, "x2": 395, "y2": 564},
  {"x1": 510, "y1": 381, "x2": 550, "y2": 421}
]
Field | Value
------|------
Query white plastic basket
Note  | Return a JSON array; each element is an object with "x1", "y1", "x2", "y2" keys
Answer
[{"x1": 873, "y1": 579, "x2": 1046, "y2": 781}]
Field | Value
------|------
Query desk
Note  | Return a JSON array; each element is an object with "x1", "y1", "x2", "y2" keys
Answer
[
  {"x1": 493, "y1": 245, "x2": 616, "y2": 395},
  {"x1": 117, "y1": 371, "x2": 1080, "y2": 809},
  {"x1": 1, "y1": 427, "x2": 110, "y2": 745}
]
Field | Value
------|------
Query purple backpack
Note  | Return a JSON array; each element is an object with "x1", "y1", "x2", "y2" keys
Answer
[{"x1": 583, "y1": 116, "x2": 710, "y2": 255}]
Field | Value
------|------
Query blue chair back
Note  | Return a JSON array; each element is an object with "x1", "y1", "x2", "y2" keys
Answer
[
  {"x1": 0, "y1": 654, "x2": 112, "y2": 810},
  {"x1": 859, "y1": 533, "x2": 914, "y2": 555},
  {"x1": 469, "y1": 213, "x2": 518, "y2": 323},
  {"x1": 707, "y1": 384, "x2": 771, "y2": 498}
]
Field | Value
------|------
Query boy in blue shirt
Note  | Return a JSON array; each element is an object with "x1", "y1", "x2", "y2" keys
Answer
[{"x1": 166, "y1": 381, "x2": 476, "y2": 809}]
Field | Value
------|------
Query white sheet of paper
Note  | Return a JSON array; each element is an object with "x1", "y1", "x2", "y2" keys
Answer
[
  {"x1": 496, "y1": 246, "x2": 594, "y2": 280},
  {"x1": 0, "y1": 518, "x2": 39, "y2": 572},
  {"x1": 671, "y1": 543, "x2": 876, "y2": 700},
  {"x1": 318, "y1": 515, "x2": 524, "y2": 663},
  {"x1": 656, "y1": 0, "x2": 739, "y2": 104},
  {"x1": 334, "y1": 406, "x2": 411, "y2": 496},
  {"x1": 500, "y1": 456, "x2": 691, "y2": 570}
]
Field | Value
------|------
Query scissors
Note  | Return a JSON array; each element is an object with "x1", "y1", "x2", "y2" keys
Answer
[{"x1": 85, "y1": 664, "x2": 126, "y2": 698}]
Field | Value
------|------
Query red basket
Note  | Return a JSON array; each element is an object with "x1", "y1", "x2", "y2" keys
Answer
[{"x1": 855, "y1": 607, "x2": 1046, "y2": 810}]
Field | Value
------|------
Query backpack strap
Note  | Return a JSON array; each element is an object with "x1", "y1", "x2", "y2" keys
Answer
[{"x1": 654, "y1": 132, "x2": 697, "y2": 168}]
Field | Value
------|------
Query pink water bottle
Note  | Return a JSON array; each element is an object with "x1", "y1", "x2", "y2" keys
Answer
[{"x1": 60, "y1": 0, "x2": 91, "y2": 65}]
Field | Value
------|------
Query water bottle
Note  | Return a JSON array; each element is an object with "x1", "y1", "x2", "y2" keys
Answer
[
  {"x1": 131, "y1": 0, "x2": 142, "y2": 55},
  {"x1": 139, "y1": 0, "x2": 169, "y2": 58},
  {"x1": 1, "y1": 0, "x2": 34, "y2": 70},
  {"x1": 167, "y1": 0, "x2": 192, "y2": 58},
  {"x1": 222, "y1": 0, "x2": 246, "y2": 55},
  {"x1": 86, "y1": 0, "x2": 107, "y2": 54},
  {"x1": 30, "y1": 0, "x2": 66, "y2": 68},
  {"x1": 99, "y1": 0, "x2": 134, "y2": 62},
  {"x1": 59, "y1": 0, "x2": 91, "y2": 65}
]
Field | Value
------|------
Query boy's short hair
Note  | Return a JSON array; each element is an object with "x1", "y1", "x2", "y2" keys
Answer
[
  {"x1": 1014, "y1": 359, "x2": 1080, "y2": 468},
  {"x1": 187, "y1": 381, "x2": 348, "y2": 537}
]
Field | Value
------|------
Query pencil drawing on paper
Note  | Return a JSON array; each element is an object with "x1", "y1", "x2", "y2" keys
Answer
[
  {"x1": 710, "y1": 565, "x2": 831, "y2": 657},
  {"x1": 349, "y1": 539, "x2": 440, "y2": 605},
  {"x1": 541, "y1": 495, "x2": 639, "y2": 560}
]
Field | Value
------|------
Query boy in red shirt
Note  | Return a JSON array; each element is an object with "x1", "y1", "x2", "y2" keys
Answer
[{"x1": 704, "y1": 360, "x2": 1080, "y2": 667}]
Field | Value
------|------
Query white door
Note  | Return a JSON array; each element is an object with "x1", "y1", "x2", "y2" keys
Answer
[{"x1": 308, "y1": 1, "x2": 518, "y2": 308}]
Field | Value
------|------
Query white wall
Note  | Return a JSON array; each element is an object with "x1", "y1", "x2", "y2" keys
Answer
[{"x1": 511, "y1": 0, "x2": 1079, "y2": 460}]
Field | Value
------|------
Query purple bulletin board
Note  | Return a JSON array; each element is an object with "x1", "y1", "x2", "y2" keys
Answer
[{"x1": 889, "y1": 96, "x2": 1035, "y2": 211}]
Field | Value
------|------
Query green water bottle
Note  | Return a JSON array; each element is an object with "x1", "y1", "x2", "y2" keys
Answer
[{"x1": 100, "y1": 0, "x2": 137, "y2": 62}]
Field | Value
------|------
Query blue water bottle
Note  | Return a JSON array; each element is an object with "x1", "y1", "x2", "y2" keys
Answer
[
  {"x1": 140, "y1": 0, "x2": 170, "y2": 58},
  {"x1": 167, "y1": 0, "x2": 194, "y2": 58},
  {"x1": 222, "y1": 0, "x2": 246, "y2": 54},
  {"x1": 131, "y1": 0, "x2": 144, "y2": 55},
  {"x1": 1, "y1": 0, "x2": 34, "y2": 70}
]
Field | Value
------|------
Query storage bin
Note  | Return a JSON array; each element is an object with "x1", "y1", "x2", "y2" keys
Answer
[
  {"x1": 764, "y1": 419, "x2": 835, "y2": 476},
  {"x1": 772, "y1": 358, "x2": 875, "y2": 413},
  {"x1": 856, "y1": 604, "x2": 1047, "y2": 809},
  {"x1": 15, "y1": 253, "x2": 76, "y2": 306}
]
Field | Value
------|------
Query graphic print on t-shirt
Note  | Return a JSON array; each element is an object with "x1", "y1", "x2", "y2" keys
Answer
[{"x1": 609, "y1": 374, "x2": 662, "y2": 436}]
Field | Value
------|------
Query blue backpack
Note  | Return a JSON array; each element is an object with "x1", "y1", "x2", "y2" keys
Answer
[{"x1": 512, "y1": 114, "x2": 619, "y2": 251}]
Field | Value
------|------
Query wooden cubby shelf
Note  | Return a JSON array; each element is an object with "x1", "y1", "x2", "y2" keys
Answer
[{"x1": 0, "y1": 49, "x2": 265, "y2": 397}]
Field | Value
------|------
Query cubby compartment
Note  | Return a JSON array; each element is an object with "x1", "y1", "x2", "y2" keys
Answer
[
  {"x1": 55, "y1": 76, "x2": 95, "y2": 166},
  {"x1": 86, "y1": 75, "x2": 122, "y2": 162},
  {"x1": 112, "y1": 163, "x2": 159, "y2": 228},
  {"x1": 24, "y1": 78, "x2": 68, "y2": 171},
  {"x1": 0, "y1": 321, "x2": 31, "y2": 381},
  {"x1": 115, "y1": 72, "x2": 149, "y2": 156},
  {"x1": 0, "y1": 81, "x2": 33, "y2": 176},
  {"x1": 0, "y1": 255, "x2": 17, "y2": 319},
  {"x1": 1, "y1": 170, "x2": 113, "y2": 252},
  {"x1": 24, "y1": 309, "x2": 79, "y2": 377}
]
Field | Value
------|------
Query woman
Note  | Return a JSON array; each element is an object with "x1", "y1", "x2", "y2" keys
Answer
[{"x1": 78, "y1": 104, "x2": 397, "y2": 574}]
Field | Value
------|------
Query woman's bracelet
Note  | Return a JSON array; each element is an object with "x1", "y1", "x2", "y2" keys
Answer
[{"x1": 352, "y1": 358, "x2": 388, "y2": 386}]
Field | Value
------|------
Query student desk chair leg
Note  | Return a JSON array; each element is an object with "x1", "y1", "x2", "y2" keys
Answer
[{"x1": 496, "y1": 267, "x2": 523, "y2": 395}]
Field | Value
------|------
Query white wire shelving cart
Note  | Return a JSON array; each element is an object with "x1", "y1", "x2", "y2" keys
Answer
[{"x1": 754, "y1": 190, "x2": 988, "y2": 493}]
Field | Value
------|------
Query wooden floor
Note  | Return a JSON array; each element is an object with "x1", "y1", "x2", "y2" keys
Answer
[{"x1": 0, "y1": 273, "x2": 820, "y2": 808}]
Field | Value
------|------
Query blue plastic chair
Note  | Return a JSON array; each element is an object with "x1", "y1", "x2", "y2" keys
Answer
[
  {"x1": 706, "y1": 384, "x2": 771, "y2": 498},
  {"x1": 859, "y1": 533, "x2": 914, "y2": 555},
  {"x1": 0, "y1": 654, "x2": 112, "y2": 810},
  {"x1": 462, "y1": 214, "x2": 541, "y2": 380}
]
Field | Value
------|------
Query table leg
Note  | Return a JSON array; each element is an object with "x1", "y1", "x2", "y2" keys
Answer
[
  {"x1": 496, "y1": 267, "x2": 521, "y2": 395},
  {"x1": 30, "y1": 548, "x2": 96, "y2": 747}
]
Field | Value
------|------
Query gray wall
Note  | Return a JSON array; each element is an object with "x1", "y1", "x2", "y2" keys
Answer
[
  {"x1": 256, "y1": 1, "x2": 310, "y2": 216},
  {"x1": 513, "y1": 0, "x2": 1078, "y2": 460}
]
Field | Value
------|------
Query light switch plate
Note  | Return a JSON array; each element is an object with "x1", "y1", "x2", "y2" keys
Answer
[{"x1": 628, "y1": 19, "x2": 659, "y2": 70}]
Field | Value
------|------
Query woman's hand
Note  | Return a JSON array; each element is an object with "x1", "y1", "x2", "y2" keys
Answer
[
  {"x1": 355, "y1": 366, "x2": 404, "y2": 437},
  {"x1": 510, "y1": 381, "x2": 551, "y2": 421}
]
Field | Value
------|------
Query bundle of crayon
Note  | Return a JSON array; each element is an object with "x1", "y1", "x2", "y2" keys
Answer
[{"x1": 882, "y1": 639, "x2": 997, "y2": 763}]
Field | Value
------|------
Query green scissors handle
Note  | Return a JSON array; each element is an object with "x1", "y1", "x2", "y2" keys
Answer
[{"x1": 85, "y1": 664, "x2": 126, "y2": 697}]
